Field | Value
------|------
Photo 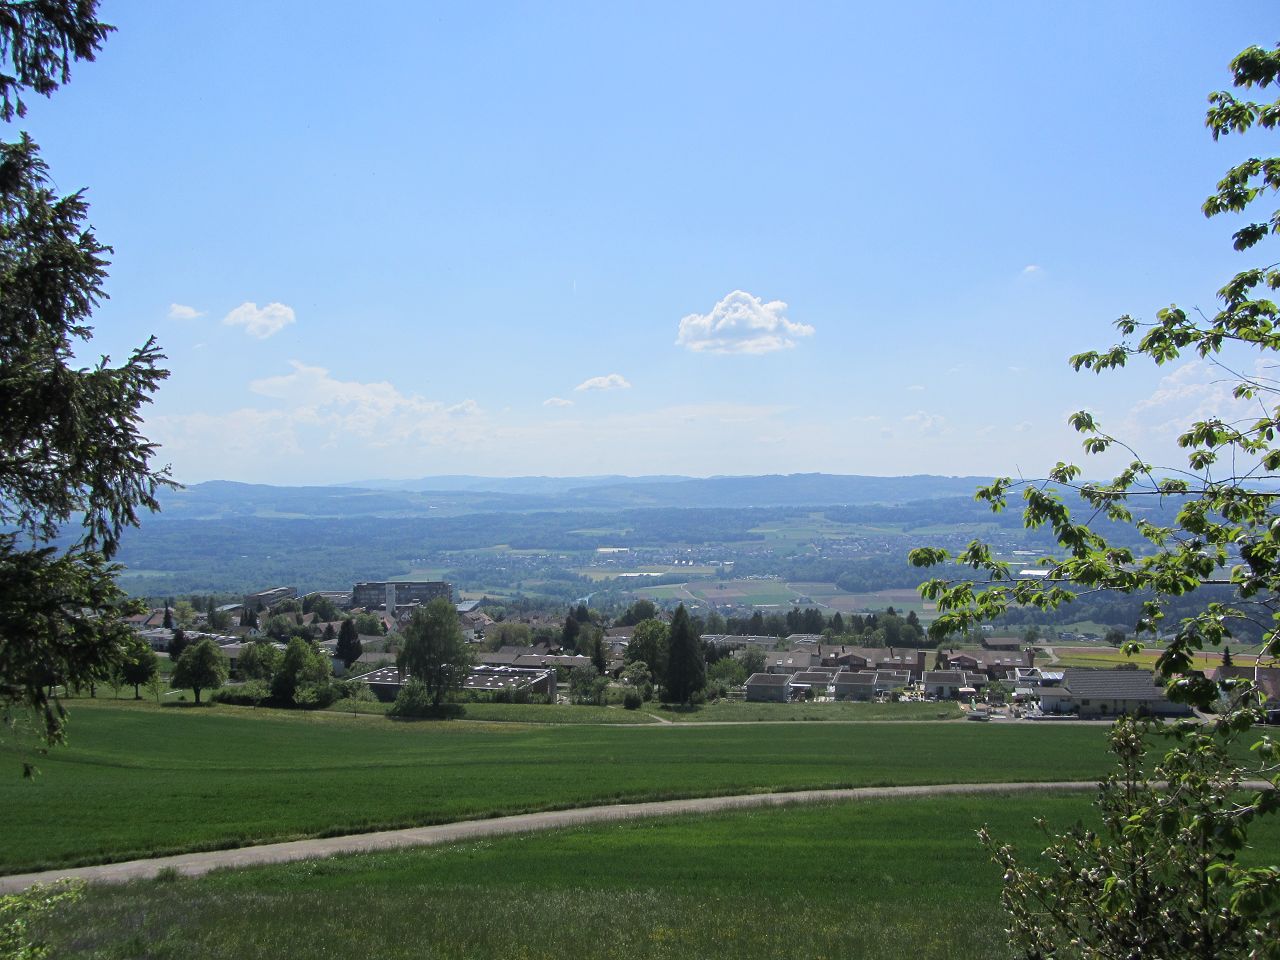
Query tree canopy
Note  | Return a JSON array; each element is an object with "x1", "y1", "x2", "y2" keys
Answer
[
  {"x1": 397, "y1": 598, "x2": 473, "y2": 707},
  {"x1": 0, "y1": 2, "x2": 169, "y2": 761},
  {"x1": 170, "y1": 639, "x2": 227, "y2": 705},
  {"x1": 909, "y1": 42, "x2": 1280, "y2": 956}
]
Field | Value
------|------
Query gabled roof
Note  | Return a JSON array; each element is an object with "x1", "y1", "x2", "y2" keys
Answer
[
  {"x1": 792, "y1": 671, "x2": 835, "y2": 684},
  {"x1": 833, "y1": 673, "x2": 876, "y2": 687},
  {"x1": 745, "y1": 672, "x2": 791, "y2": 686},
  {"x1": 1062, "y1": 668, "x2": 1168, "y2": 701}
]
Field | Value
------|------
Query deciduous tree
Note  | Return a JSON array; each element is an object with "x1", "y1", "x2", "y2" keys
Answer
[
  {"x1": 119, "y1": 635, "x2": 157, "y2": 700},
  {"x1": 910, "y1": 42, "x2": 1280, "y2": 957},
  {"x1": 170, "y1": 639, "x2": 227, "y2": 705},
  {"x1": 397, "y1": 598, "x2": 473, "y2": 707}
]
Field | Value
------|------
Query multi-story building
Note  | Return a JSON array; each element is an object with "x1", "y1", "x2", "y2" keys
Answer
[{"x1": 350, "y1": 580, "x2": 452, "y2": 611}]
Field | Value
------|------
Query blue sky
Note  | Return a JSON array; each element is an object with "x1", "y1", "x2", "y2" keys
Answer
[{"x1": 15, "y1": 1, "x2": 1275, "y2": 484}]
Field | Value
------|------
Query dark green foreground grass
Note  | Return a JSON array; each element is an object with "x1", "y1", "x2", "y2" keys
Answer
[
  {"x1": 0, "y1": 700, "x2": 1113, "y2": 874},
  {"x1": 41, "y1": 791, "x2": 1278, "y2": 960}
]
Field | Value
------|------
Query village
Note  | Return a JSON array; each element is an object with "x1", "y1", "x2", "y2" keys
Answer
[{"x1": 122, "y1": 579, "x2": 1280, "y2": 723}]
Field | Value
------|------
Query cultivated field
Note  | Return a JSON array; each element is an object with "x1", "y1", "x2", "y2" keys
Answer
[
  {"x1": 650, "y1": 701, "x2": 961, "y2": 722},
  {"x1": 0, "y1": 701, "x2": 1113, "y2": 874},
  {"x1": 1046, "y1": 645, "x2": 1263, "y2": 671},
  {"x1": 629, "y1": 578, "x2": 937, "y2": 615}
]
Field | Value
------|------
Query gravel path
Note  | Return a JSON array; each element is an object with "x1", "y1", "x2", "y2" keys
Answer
[{"x1": 0, "y1": 780, "x2": 1098, "y2": 894}]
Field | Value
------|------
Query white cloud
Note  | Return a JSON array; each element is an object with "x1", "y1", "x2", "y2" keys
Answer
[
  {"x1": 904, "y1": 410, "x2": 947, "y2": 433},
  {"x1": 575, "y1": 373, "x2": 631, "y2": 392},
  {"x1": 675, "y1": 290, "x2": 814, "y2": 354},
  {"x1": 246, "y1": 361, "x2": 481, "y2": 444},
  {"x1": 223, "y1": 301, "x2": 296, "y2": 339},
  {"x1": 168, "y1": 303, "x2": 205, "y2": 320},
  {"x1": 907, "y1": 384, "x2": 925, "y2": 392},
  {"x1": 1022, "y1": 264, "x2": 1042, "y2": 276},
  {"x1": 543, "y1": 397, "x2": 574, "y2": 407}
]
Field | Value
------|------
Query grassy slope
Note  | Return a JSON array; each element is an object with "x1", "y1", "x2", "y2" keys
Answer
[
  {"x1": 45, "y1": 791, "x2": 1278, "y2": 960},
  {"x1": 0, "y1": 701, "x2": 1112, "y2": 873}
]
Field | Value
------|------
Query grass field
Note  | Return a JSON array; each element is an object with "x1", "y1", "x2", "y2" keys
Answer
[
  {"x1": 39, "y1": 791, "x2": 1280, "y2": 960},
  {"x1": 0, "y1": 701, "x2": 1114, "y2": 874},
  {"x1": 651, "y1": 700, "x2": 962, "y2": 722},
  {"x1": 326, "y1": 699, "x2": 661, "y2": 724},
  {"x1": 33, "y1": 793, "x2": 1075, "y2": 959}
]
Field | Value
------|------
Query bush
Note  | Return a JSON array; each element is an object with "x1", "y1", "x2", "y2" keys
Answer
[
  {"x1": 292, "y1": 683, "x2": 338, "y2": 709},
  {"x1": 1, "y1": 880, "x2": 83, "y2": 958},
  {"x1": 212, "y1": 680, "x2": 270, "y2": 706},
  {"x1": 389, "y1": 679, "x2": 463, "y2": 719},
  {"x1": 335, "y1": 680, "x2": 376, "y2": 703},
  {"x1": 623, "y1": 690, "x2": 643, "y2": 710}
]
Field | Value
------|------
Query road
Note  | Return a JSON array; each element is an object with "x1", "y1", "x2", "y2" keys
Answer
[{"x1": 0, "y1": 780, "x2": 1099, "y2": 894}]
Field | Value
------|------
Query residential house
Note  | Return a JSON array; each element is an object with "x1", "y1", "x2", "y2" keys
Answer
[
  {"x1": 745, "y1": 672, "x2": 793, "y2": 702},
  {"x1": 1036, "y1": 668, "x2": 1192, "y2": 719}
]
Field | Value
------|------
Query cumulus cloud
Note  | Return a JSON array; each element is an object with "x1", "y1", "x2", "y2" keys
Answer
[
  {"x1": 543, "y1": 397, "x2": 574, "y2": 407},
  {"x1": 1022, "y1": 264, "x2": 1042, "y2": 276},
  {"x1": 246, "y1": 361, "x2": 481, "y2": 443},
  {"x1": 904, "y1": 410, "x2": 947, "y2": 433},
  {"x1": 223, "y1": 301, "x2": 296, "y2": 339},
  {"x1": 168, "y1": 303, "x2": 205, "y2": 320},
  {"x1": 575, "y1": 373, "x2": 631, "y2": 392},
  {"x1": 675, "y1": 290, "x2": 814, "y2": 354}
]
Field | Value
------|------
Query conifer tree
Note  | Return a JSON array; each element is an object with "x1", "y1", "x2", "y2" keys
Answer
[{"x1": 663, "y1": 605, "x2": 705, "y2": 704}]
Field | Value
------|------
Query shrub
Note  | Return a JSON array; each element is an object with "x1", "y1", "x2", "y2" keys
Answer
[
  {"x1": 212, "y1": 680, "x2": 270, "y2": 707},
  {"x1": 1, "y1": 880, "x2": 83, "y2": 958},
  {"x1": 623, "y1": 690, "x2": 643, "y2": 710},
  {"x1": 389, "y1": 679, "x2": 463, "y2": 719}
]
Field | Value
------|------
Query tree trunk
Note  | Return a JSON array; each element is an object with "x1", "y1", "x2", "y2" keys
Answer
[{"x1": 193, "y1": 687, "x2": 201, "y2": 704}]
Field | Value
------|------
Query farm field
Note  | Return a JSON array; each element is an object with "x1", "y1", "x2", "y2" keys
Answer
[
  {"x1": 40, "y1": 792, "x2": 1280, "y2": 960},
  {"x1": 652, "y1": 700, "x2": 961, "y2": 722},
  {"x1": 628, "y1": 578, "x2": 937, "y2": 615},
  {"x1": 325, "y1": 699, "x2": 661, "y2": 724},
  {"x1": 1046, "y1": 645, "x2": 1262, "y2": 671},
  {"x1": 0, "y1": 700, "x2": 1114, "y2": 875}
]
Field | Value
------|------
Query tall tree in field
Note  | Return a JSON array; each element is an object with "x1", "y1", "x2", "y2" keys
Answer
[
  {"x1": 336, "y1": 618, "x2": 362, "y2": 669},
  {"x1": 397, "y1": 598, "x2": 473, "y2": 707},
  {"x1": 119, "y1": 635, "x2": 158, "y2": 700},
  {"x1": 911, "y1": 42, "x2": 1280, "y2": 957},
  {"x1": 662, "y1": 605, "x2": 705, "y2": 704},
  {"x1": 170, "y1": 639, "x2": 227, "y2": 705},
  {"x1": 0, "y1": 2, "x2": 170, "y2": 767}
]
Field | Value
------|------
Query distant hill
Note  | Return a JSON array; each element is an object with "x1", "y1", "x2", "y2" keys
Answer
[
  {"x1": 340, "y1": 475, "x2": 692, "y2": 496},
  {"x1": 160, "y1": 474, "x2": 994, "y2": 520},
  {"x1": 562, "y1": 474, "x2": 993, "y2": 509}
]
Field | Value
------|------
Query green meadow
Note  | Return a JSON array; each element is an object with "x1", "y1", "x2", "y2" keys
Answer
[
  {"x1": 651, "y1": 700, "x2": 962, "y2": 722},
  {"x1": 41, "y1": 790, "x2": 1279, "y2": 960},
  {"x1": 0, "y1": 701, "x2": 1114, "y2": 874}
]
